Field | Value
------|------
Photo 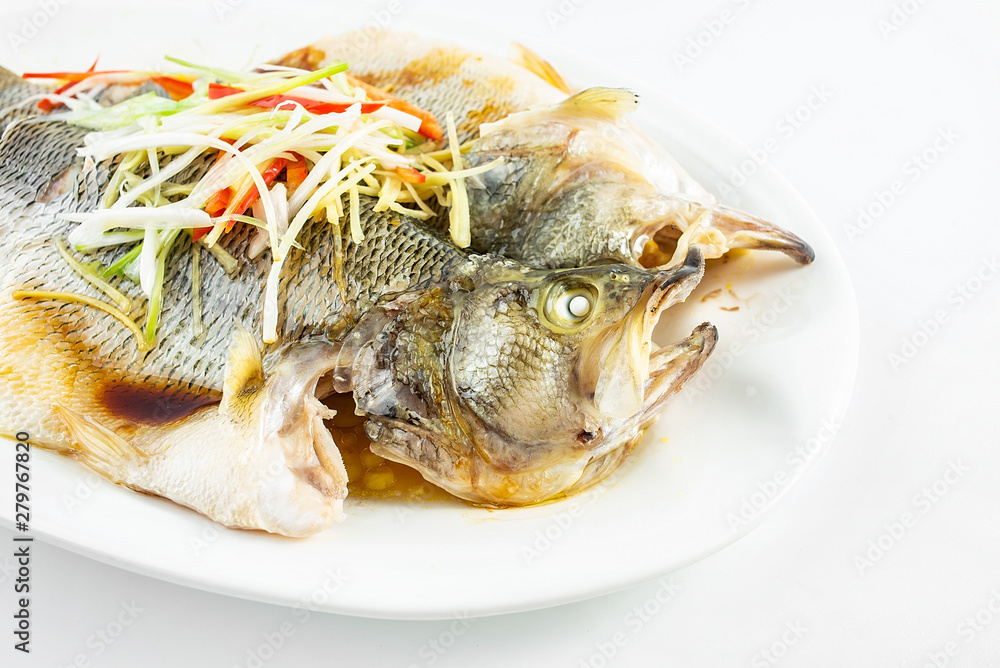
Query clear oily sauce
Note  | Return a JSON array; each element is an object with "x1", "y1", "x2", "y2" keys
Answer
[{"x1": 322, "y1": 392, "x2": 454, "y2": 502}]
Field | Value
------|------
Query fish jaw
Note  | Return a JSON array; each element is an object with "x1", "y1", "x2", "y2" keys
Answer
[
  {"x1": 549, "y1": 321, "x2": 718, "y2": 499},
  {"x1": 632, "y1": 198, "x2": 816, "y2": 269},
  {"x1": 582, "y1": 247, "x2": 706, "y2": 420},
  {"x1": 635, "y1": 322, "x2": 718, "y2": 431},
  {"x1": 701, "y1": 205, "x2": 815, "y2": 264}
]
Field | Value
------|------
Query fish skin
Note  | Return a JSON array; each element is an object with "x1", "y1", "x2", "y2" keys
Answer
[
  {"x1": 0, "y1": 67, "x2": 717, "y2": 532},
  {"x1": 286, "y1": 32, "x2": 814, "y2": 268}
]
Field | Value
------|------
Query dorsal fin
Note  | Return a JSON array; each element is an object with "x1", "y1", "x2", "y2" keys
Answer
[
  {"x1": 510, "y1": 43, "x2": 572, "y2": 94},
  {"x1": 560, "y1": 87, "x2": 639, "y2": 120},
  {"x1": 221, "y1": 322, "x2": 265, "y2": 417}
]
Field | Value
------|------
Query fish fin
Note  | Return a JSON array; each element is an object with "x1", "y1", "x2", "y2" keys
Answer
[
  {"x1": 561, "y1": 87, "x2": 639, "y2": 120},
  {"x1": 510, "y1": 43, "x2": 572, "y2": 94},
  {"x1": 53, "y1": 404, "x2": 143, "y2": 483},
  {"x1": 478, "y1": 87, "x2": 638, "y2": 138},
  {"x1": 221, "y1": 322, "x2": 265, "y2": 418}
]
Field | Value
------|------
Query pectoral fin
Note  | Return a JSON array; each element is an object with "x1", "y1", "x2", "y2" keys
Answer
[
  {"x1": 53, "y1": 403, "x2": 144, "y2": 484},
  {"x1": 221, "y1": 322, "x2": 265, "y2": 418}
]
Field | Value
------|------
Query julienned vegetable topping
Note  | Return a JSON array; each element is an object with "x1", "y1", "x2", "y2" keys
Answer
[{"x1": 21, "y1": 57, "x2": 501, "y2": 346}]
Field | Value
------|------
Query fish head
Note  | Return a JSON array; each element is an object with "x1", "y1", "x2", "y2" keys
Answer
[
  {"x1": 353, "y1": 248, "x2": 716, "y2": 505},
  {"x1": 468, "y1": 87, "x2": 815, "y2": 269}
]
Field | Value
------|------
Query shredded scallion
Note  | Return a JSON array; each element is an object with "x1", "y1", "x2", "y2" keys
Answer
[{"x1": 30, "y1": 55, "x2": 501, "y2": 346}]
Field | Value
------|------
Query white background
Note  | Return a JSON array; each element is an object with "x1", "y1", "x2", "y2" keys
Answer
[{"x1": 1, "y1": 0, "x2": 998, "y2": 666}]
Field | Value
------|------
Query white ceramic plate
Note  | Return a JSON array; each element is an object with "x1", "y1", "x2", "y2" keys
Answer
[{"x1": 0, "y1": 4, "x2": 858, "y2": 619}]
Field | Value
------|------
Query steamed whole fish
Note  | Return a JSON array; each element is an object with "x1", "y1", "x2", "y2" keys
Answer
[
  {"x1": 283, "y1": 31, "x2": 814, "y2": 270},
  {"x1": 0, "y1": 65, "x2": 716, "y2": 536}
]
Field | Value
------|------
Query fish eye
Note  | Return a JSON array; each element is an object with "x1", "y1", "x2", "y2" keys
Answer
[{"x1": 543, "y1": 284, "x2": 597, "y2": 329}]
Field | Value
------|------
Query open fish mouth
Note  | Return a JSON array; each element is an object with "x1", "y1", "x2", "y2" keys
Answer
[
  {"x1": 591, "y1": 246, "x2": 715, "y2": 422},
  {"x1": 635, "y1": 248, "x2": 718, "y2": 420},
  {"x1": 552, "y1": 247, "x2": 717, "y2": 500}
]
